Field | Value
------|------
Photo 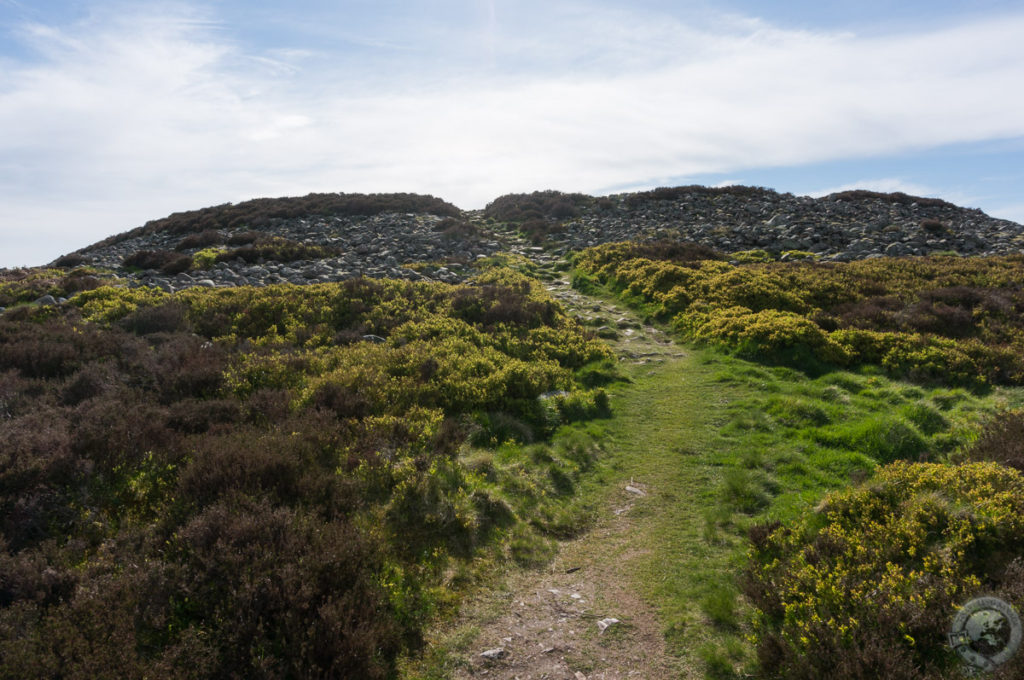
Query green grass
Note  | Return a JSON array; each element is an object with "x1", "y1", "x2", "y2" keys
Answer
[
  {"x1": 403, "y1": 270, "x2": 1024, "y2": 679},
  {"x1": 572, "y1": 347, "x2": 1023, "y2": 676}
]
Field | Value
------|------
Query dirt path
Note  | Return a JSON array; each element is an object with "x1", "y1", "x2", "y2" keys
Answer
[
  {"x1": 440, "y1": 255, "x2": 694, "y2": 679},
  {"x1": 450, "y1": 479, "x2": 683, "y2": 680}
]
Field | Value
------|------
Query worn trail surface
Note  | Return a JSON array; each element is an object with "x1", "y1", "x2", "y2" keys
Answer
[{"x1": 433, "y1": 252, "x2": 716, "y2": 680}]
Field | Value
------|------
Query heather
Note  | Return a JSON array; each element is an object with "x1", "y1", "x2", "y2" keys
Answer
[{"x1": 0, "y1": 267, "x2": 611, "y2": 678}]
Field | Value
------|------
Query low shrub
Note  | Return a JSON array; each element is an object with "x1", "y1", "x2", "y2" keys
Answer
[
  {"x1": 122, "y1": 250, "x2": 192, "y2": 274},
  {"x1": 214, "y1": 237, "x2": 340, "y2": 264},
  {"x1": 483, "y1": 190, "x2": 592, "y2": 222},
  {"x1": 967, "y1": 409, "x2": 1024, "y2": 472},
  {"x1": 743, "y1": 461, "x2": 1024, "y2": 679},
  {"x1": 433, "y1": 218, "x2": 481, "y2": 239},
  {"x1": 53, "y1": 253, "x2": 89, "y2": 268},
  {"x1": 174, "y1": 230, "x2": 224, "y2": 251}
]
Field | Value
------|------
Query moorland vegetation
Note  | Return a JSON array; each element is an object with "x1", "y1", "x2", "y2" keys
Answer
[
  {"x1": 4, "y1": 185, "x2": 1024, "y2": 678},
  {"x1": 571, "y1": 241, "x2": 1024, "y2": 678},
  {"x1": 0, "y1": 264, "x2": 614, "y2": 678}
]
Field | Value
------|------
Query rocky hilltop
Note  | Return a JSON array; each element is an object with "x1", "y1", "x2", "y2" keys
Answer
[
  {"x1": 487, "y1": 186, "x2": 1024, "y2": 259},
  {"x1": 56, "y1": 186, "x2": 1024, "y2": 292}
]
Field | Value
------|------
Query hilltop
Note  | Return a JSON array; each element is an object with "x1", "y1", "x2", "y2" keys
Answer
[{"x1": 42, "y1": 185, "x2": 1024, "y2": 294}]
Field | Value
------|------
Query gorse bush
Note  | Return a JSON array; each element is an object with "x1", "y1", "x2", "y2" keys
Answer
[
  {"x1": 743, "y1": 462, "x2": 1024, "y2": 679},
  {"x1": 0, "y1": 268, "x2": 107, "y2": 307},
  {"x1": 575, "y1": 243, "x2": 1024, "y2": 385},
  {"x1": 0, "y1": 269, "x2": 611, "y2": 678}
]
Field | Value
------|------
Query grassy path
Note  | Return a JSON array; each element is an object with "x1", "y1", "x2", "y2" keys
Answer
[{"x1": 405, "y1": 264, "x2": 751, "y2": 679}]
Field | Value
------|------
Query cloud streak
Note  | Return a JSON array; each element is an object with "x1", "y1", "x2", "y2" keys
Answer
[{"x1": 1, "y1": 1, "x2": 1023, "y2": 266}]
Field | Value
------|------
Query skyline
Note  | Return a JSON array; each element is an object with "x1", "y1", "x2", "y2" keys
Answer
[{"x1": 2, "y1": 0, "x2": 1023, "y2": 267}]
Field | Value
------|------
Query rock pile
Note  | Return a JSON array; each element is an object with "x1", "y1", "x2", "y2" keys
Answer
[
  {"x1": 59, "y1": 186, "x2": 1024, "y2": 293},
  {"x1": 544, "y1": 187, "x2": 1024, "y2": 260},
  {"x1": 73, "y1": 213, "x2": 505, "y2": 292}
]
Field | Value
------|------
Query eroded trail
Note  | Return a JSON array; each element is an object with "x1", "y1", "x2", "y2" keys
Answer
[{"x1": 428, "y1": 254, "x2": 715, "y2": 680}]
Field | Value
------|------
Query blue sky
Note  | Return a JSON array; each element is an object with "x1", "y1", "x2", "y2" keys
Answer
[{"x1": 1, "y1": 1, "x2": 1023, "y2": 267}]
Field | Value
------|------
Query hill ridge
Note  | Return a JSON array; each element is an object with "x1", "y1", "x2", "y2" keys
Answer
[{"x1": 47, "y1": 185, "x2": 1024, "y2": 293}]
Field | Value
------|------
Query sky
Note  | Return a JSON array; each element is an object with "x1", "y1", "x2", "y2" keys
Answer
[{"x1": 1, "y1": 1, "x2": 1023, "y2": 267}]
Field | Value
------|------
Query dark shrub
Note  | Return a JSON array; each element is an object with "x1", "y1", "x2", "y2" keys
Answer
[
  {"x1": 0, "y1": 369, "x2": 34, "y2": 418},
  {"x1": 0, "y1": 549, "x2": 78, "y2": 609},
  {"x1": 900, "y1": 299, "x2": 975, "y2": 338},
  {"x1": 173, "y1": 500, "x2": 402, "y2": 678},
  {"x1": 174, "y1": 230, "x2": 224, "y2": 251},
  {"x1": 0, "y1": 412, "x2": 87, "y2": 551},
  {"x1": 625, "y1": 184, "x2": 779, "y2": 206},
  {"x1": 118, "y1": 302, "x2": 191, "y2": 335},
  {"x1": 177, "y1": 433, "x2": 304, "y2": 507},
  {"x1": 830, "y1": 296, "x2": 903, "y2": 330},
  {"x1": 433, "y1": 218, "x2": 481, "y2": 239},
  {"x1": 0, "y1": 319, "x2": 93, "y2": 379},
  {"x1": 827, "y1": 189, "x2": 954, "y2": 209},
  {"x1": 309, "y1": 381, "x2": 370, "y2": 419},
  {"x1": 483, "y1": 190, "x2": 592, "y2": 223},
  {"x1": 70, "y1": 395, "x2": 172, "y2": 472},
  {"x1": 151, "y1": 336, "x2": 227, "y2": 402},
  {"x1": 53, "y1": 253, "x2": 88, "y2": 268},
  {"x1": 58, "y1": 269, "x2": 103, "y2": 294},
  {"x1": 159, "y1": 254, "x2": 193, "y2": 275},
  {"x1": 226, "y1": 230, "x2": 263, "y2": 246},
  {"x1": 123, "y1": 250, "x2": 180, "y2": 271},
  {"x1": 166, "y1": 398, "x2": 241, "y2": 434},
  {"x1": 60, "y1": 363, "x2": 116, "y2": 406},
  {"x1": 245, "y1": 388, "x2": 294, "y2": 424},
  {"x1": 968, "y1": 409, "x2": 1024, "y2": 472}
]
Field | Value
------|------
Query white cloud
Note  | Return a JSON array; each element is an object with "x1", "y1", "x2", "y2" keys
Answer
[{"x1": 2, "y1": 2, "x2": 1024, "y2": 266}]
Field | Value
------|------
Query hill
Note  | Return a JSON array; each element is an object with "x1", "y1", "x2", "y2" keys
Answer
[
  {"x1": 36, "y1": 186, "x2": 1024, "y2": 296},
  {"x1": 3, "y1": 185, "x2": 1024, "y2": 679}
]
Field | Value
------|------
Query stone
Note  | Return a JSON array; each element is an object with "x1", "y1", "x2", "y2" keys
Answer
[
  {"x1": 597, "y1": 618, "x2": 620, "y2": 633},
  {"x1": 479, "y1": 648, "x2": 507, "y2": 660},
  {"x1": 34, "y1": 295, "x2": 58, "y2": 306},
  {"x1": 362, "y1": 334, "x2": 386, "y2": 344}
]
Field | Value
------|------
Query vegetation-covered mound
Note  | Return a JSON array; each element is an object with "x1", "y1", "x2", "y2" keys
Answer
[
  {"x1": 87, "y1": 192, "x2": 461, "y2": 249},
  {"x1": 484, "y1": 190, "x2": 597, "y2": 243},
  {"x1": 574, "y1": 243, "x2": 1024, "y2": 386},
  {"x1": 0, "y1": 268, "x2": 612, "y2": 678}
]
